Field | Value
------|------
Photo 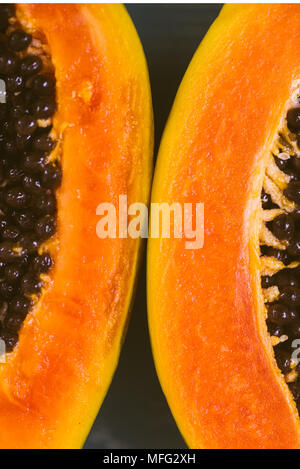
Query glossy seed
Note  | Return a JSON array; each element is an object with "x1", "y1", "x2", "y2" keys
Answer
[
  {"x1": 1, "y1": 225, "x2": 20, "y2": 241},
  {"x1": 284, "y1": 181, "x2": 300, "y2": 204},
  {"x1": 15, "y1": 116, "x2": 37, "y2": 136},
  {"x1": 260, "y1": 245, "x2": 290, "y2": 265},
  {"x1": 0, "y1": 261, "x2": 6, "y2": 276},
  {"x1": 3, "y1": 138, "x2": 18, "y2": 155},
  {"x1": 261, "y1": 189, "x2": 277, "y2": 209},
  {"x1": 275, "y1": 347, "x2": 291, "y2": 373},
  {"x1": 31, "y1": 252, "x2": 52, "y2": 273},
  {"x1": 21, "y1": 153, "x2": 46, "y2": 174},
  {"x1": 34, "y1": 192, "x2": 56, "y2": 215},
  {"x1": 6, "y1": 74, "x2": 24, "y2": 92},
  {"x1": 287, "y1": 107, "x2": 300, "y2": 133},
  {"x1": 290, "y1": 171, "x2": 300, "y2": 183},
  {"x1": 20, "y1": 55, "x2": 42, "y2": 77},
  {"x1": 274, "y1": 155, "x2": 290, "y2": 172},
  {"x1": 13, "y1": 211, "x2": 35, "y2": 231},
  {"x1": 4, "y1": 187, "x2": 31, "y2": 209},
  {"x1": 292, "y1": 208, "x2": 300, "y2": 221},
  {"x1": 0, "y1": 52, "x2": 18, "y2": 74},
  {"x1": 8, "y1": 296, "x2": 31, "y2": 316},
  {"x1": 0, "y1": 241, "x2": 21, "y2": 262},
  {"x1": 9, "y1": 102, "x2": 29, "y2": 119},
  {"x1": 0, "y1": 281, "x2": 15, "y2": 300},
  {"x1": 21, "y1": 274, "x2": 42, "y2": 295},
  {"x1": 272, "y1": 214, "x2": 294, "y2": 241},
  {"x1": 19, "y1": 233, "x2": 40, "y2": 254},
  {"x1": 267, "y1": 321, "x2": 285, "y2": 338},
  {"x1": 4, "y1": 314, "x2": 23, "y2": 334},
  {"x1": 32, "y1": 134, "x2": 56, "y2": 153},
  {"x1": 284, "y1": 168, "x2": 300, "y2": 182},
  {"x1": 41, "y1": 163, "x2": 62, "y2": 189},
  {"x1": 15, "y1": 254, "x2": 29, "y2": 270},
  {"x1": 261, "y1": 275, "x2": 274, "y2": 289},
  {"x1": 267, "y1": 303, "x2": 297, "y2": 325},
  {"x1": 22, "y1": 175, "x2": 42, "y2": 194},
  {"x1": 279, "y1": 287, "x2": 300, "y2": 307},
  {"x1": 8, "y1": 29, "x2": 32, "y2": 52},
  {"x1": 2, "y1": 119, "x2": 13, "y2": 135},
  {"x1": 32, "y1": 97, "x2": 56, "y2": 119},
  {"x1": 15, "y1": 134, "x2": 32, "y2": 151},
  {"x1": 287, "y1": 236, "x2": 300, "y2": 257},
  {"x1": 30, "y1": 74, "x2": 55, "y2": 96},
  {"x1": 35, "y1": 215, "x2": 56, "y2": 240},
  {"x1": 291, "y1": 156, "x2": 300, "y2": 173},
  {"x1": 275, "y1": 269, "x2": 300, "y2": 290},
  {"x1": 0, "y1": 216, "x2": 8, "y2": 230},
  {"x1": 4, "y1": 264, "x2": 22, "y2": 283}
]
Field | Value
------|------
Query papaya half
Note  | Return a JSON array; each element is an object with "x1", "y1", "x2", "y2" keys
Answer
[
  {"x1": 0, "y1": 4, "x2": 153, "y2": 448},
  {"x1": 148, "y1": 4, "x2": 300, "y2": 449}
]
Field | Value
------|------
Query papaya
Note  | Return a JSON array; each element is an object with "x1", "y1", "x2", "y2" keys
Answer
[
  {"x1": 0, "y1": 4, "x2": 153, "y2": 448},
  {"x1": 148, "y1": 4, "x2": 300, "y2": 449}
]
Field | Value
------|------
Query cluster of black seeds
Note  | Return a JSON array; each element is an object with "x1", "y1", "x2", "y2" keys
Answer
[
  {"x1": 0, "y1": 5, "x2": 61, "y2": 352},
  {"x1": 261, "y1": 105, "x2": 300, "y2": 409}
]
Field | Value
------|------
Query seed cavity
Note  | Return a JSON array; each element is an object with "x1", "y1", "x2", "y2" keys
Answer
[
  {"x1": 261, "y1": 86, "x2": 300, "y2": 411},
  {"x1": 0, "y1": 4, "x2": 61, "y2": 353}
]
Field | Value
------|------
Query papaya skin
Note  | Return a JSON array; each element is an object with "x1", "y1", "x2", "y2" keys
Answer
[
  {"x1": 148, "y1": 4, "x2": 300, "y2": 449},
  {"x1": 0, "y1": 4, "x2": 153, "y2": 449}
]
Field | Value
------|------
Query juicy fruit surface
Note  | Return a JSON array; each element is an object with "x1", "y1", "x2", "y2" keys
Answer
[
  {"x1": 0, "y1": 3, "x2": 152, "y2": 449},
  {"x1": 0, "y1": 4, "x2": 60, "y2": 352},
  {"x1": 148, "y1": 4, "x2": 300, "y2": 449},
  {"x1": 260, "y1": 104, "x2": 300, "y2": 409}
]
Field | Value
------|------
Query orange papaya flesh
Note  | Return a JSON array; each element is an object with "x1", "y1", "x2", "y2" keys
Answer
[
  {"x1": 148, "y1": 4, "x2": 300, "y2": 449},
  {"x1": 0, "y1": 4, "x2": 153, "y2": 449}
]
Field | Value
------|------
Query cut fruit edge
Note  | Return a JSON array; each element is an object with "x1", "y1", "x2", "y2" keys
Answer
[
  {"x1": 148, "y1": 4, "x2": 300, "y2": 449},
  {"x1": 0, "y1": 4, "x2": 153, "y2": 449}
]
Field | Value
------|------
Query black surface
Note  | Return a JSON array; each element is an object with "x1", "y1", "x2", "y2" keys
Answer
[{"x1": 84, "y1": 4, "x2": 222, "y2": 450}]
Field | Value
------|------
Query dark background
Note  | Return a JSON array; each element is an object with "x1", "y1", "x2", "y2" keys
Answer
[{"x1": 85, "y1": 3, "x2": 222, "y2": 449}]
